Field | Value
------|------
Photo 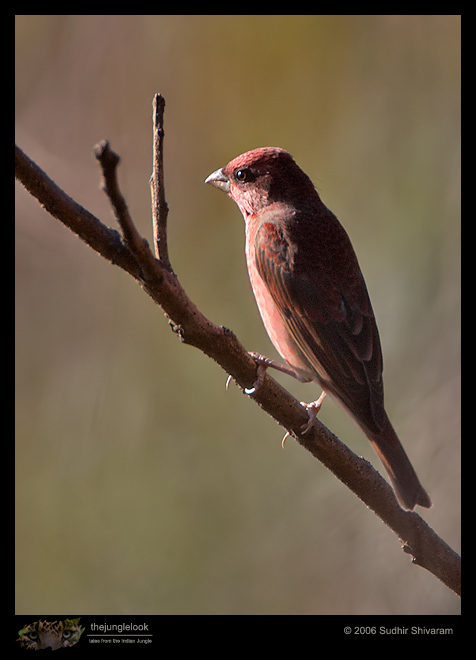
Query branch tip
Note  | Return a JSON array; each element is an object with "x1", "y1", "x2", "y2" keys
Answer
[{"x1": 150, "y1": 92, "x2": 172, "y2": 272}]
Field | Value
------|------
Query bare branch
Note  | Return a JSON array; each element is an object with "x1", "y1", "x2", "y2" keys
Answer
[
  {"x1": 15, "y1": 145, "x2": 142, "y2": 280},
  {"x1": 150, "y1": 93, "x2": 171, "y2": 271},
  {"x1": 14, "y1": 98, "x2": 461, "y2": 598},
  {"x1": 94, "y1": 140, "x2": 141, "y2": 252},
  {"x1": 93, "y1": 139, "x2": 160, "y2": 285}
]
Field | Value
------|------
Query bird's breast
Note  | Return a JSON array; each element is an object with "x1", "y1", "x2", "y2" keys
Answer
[{"x1": 245, "y1": 225, "x2": 314, "y2": 383}]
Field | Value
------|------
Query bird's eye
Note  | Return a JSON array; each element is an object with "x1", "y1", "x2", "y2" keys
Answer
[{"x1": 235, "y1": 168, "x2": 250, "y2": 182}]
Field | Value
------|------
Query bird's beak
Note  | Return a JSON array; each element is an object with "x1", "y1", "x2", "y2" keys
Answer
[{"x1": 205, "y1": 168, "x2": 231, "y2": 193}]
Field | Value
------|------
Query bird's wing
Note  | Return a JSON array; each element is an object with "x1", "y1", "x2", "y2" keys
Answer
[{"x1": 254, "y1": 209, "x2": 386, "y2": 435}]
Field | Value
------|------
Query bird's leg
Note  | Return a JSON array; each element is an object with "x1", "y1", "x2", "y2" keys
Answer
[
  {"x1": 244, "y1": 351, "x2": 302, "y2": 394},
  {"x1": 300, "y1": 391, "x2": 327, "y2": 434},
  {"x1": 242, "y1": 352, "x2": 327, "y2": 445}
]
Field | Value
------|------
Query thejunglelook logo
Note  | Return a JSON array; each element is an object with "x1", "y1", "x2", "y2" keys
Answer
[{"x1": 17, "y1": 618, "x2": 85, "y2": 650}]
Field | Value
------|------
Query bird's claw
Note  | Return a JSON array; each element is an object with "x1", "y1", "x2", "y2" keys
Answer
[
  {"x1": 225, "y1": 353, "x2": 273, "y2": 394},
  {"x1": 283, "y1": 391, "x2": 326, "y2": 445},
  {"x1": 300, "y1": 391, "x2": 327, "y2": 435},
  {"x1": 244, "y1": 364, "x2": 267, "y2": 395},
  {"x1": 245, "y1": 351, "x2": 305, "y2": 395},
  {"x1": 243, "y1": 352, "x2": 276, "y2": 395},
  {"x1": 281, "y1": 431, "x2": 291, "y2": 447}
]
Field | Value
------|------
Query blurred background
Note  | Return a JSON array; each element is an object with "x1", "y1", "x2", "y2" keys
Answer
[{"x1": 16, "y1": 15, "x2": 460, "y2": 615}]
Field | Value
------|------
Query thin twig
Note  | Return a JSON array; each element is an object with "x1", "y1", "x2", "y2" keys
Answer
[
  {"x1": 150, "y1": 93, "x2": 172, "y2": 271},
  {"x1": 94, "y1": 140, "x2": 160, "y2": 284},
  {"x1": 94, "y1": 140, "x2": 139, "y2": 250}
]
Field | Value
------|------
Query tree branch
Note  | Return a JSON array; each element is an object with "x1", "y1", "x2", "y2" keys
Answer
[
  {"x1": 150, "y1": 93, "x2": 171, "y2": 271},
  {"x1": 15, "y1": 144, "x2": 142, "y2": 280},
  {"x1": 14, "y1": 98, "x2": 461, "y2": 598}
]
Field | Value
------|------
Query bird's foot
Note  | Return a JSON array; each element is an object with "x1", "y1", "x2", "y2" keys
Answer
[
  {"x1": 244, "y1": 363, "x2": 268, "y2": 395},
  {"x1": 244, "y1": 352, "x2": 300, "y2": 395},
  {"x1": 225, "y1": 353, "x2": 273, "y2": 394},
  {"x1": 282, "y1": 391, "x2": 327, "y2": 446},
  {"x1": 300, "y1": 391, "x2": 327, "y2": 435}
]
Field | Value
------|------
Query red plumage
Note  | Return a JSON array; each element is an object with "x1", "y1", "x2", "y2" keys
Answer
[{"x1": 206, "y1": 147, "x2": 431, "y2": 510}]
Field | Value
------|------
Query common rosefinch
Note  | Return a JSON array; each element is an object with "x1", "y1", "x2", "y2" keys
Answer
[{"x1": 206, "y1": 147, "x2": 431, "y2": 510}]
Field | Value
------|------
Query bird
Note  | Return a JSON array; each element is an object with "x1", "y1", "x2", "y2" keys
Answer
[{"x1": 205, "y1": 147, "x2": 431, "y2": 511}]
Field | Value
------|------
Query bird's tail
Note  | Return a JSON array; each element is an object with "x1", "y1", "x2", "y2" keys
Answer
[{"x1": 368, "y1": 418, "x2": 432, "y2": 511}]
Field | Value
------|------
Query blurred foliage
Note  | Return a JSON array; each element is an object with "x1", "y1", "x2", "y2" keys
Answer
[{"x1": 16, "y1": 15, "x2": 460, "y2": 615}]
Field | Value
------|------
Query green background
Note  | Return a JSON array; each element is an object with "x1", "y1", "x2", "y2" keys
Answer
[{"x1": 16, "y1": 15, "x2": 460, "y2": 615}]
